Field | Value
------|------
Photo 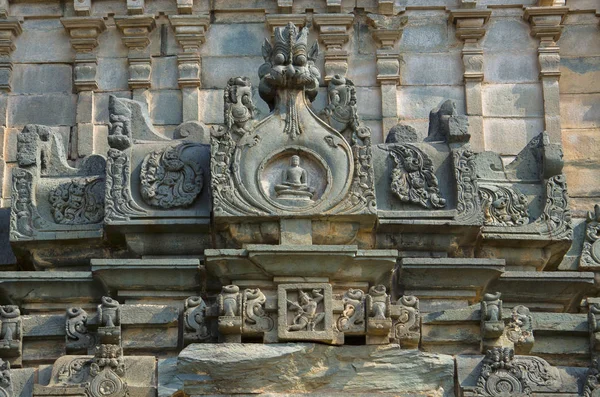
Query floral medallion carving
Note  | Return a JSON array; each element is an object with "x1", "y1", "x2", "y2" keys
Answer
[
  {"x1": 475, "y1": 348, "x2": 531, "y2": 397},
  {"x1": 139, "y1": 142, "x2": 204, "y2": 209}
]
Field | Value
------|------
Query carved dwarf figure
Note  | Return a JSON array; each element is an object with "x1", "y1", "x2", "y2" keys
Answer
[
  {"x1": 97, "y1": 296, "x2": 121, "y2": 345},
  {"x1": 481, "y1": 292, "x2": 504, "y2": 340},
  {"x1": 275, "y1": 155, "x2": 315, "y2": 200},
  {"x1": 0, "y1": 306, "x2": 21, "y2": 355},
  {"x1": 287, "y1": 289, "x2": 325, "y2": 332},
  {"x1": 218, "y1": 285, "x2": 242, "y2": 340}
]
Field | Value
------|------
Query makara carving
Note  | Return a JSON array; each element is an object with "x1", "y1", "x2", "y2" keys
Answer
[
  {"x1": 49, "y1": 177, "x2": 105, "y2": 225},
  {"x1": 97, "y1": 296, "x2": 121, "y2": 345},
  {"x1": 183, "y1": 296, "x2": 210, "y2": 344},
  {"x1": 393, "y1": 295, "x2": 420, "y2": 348},
  {"x1": 336, "y1": 289, "x2": 365, "y2": 334},
  {"x1": 480, "y1": 185, "x2": 530, "y2": 227},
  {"x1": 139, "y1": 143, "x2": 204, "y2": 209},
  {"x1": 224, "y1": 76, "x2": 256, "y2": 137},
  {"x1": 388, "y1": 144, "x2": 446, "y2": 209},
  {"x1": 66, "y1": 307, "x2": 92, "y2": 353}
]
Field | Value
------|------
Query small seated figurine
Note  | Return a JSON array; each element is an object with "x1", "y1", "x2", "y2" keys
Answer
[{"x1": 274, "y1": 155, "x2": 315, "y2": 201}]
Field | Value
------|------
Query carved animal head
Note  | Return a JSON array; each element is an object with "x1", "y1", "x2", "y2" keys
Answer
[{"x1": 259, "y1": 22, "x2": 320, "y2": 109}]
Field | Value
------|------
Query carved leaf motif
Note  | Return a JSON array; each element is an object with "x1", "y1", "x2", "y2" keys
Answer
[
  {"x1": 453, "y1": 149, "x2": 482, "y2": 223},
  {"x1": 479, "y1": 185, "x2": 530, "y2": 227},
  {"x1": 139, "y1": 142, "x2": 204, "y2": 209},
  {"x1": 10, "y1": 169, "x2": 47, "y2": 240},
  {"x1": 535, "y1": 174, "x2": 572, "y2": 240},
  {"x1": 389, "y1": 144, "x2": 446, "y2": 209},
  {"x1": 105, "y1": 148, "x2": 146, "y2": 222},
  {"x1": 49, "y1": 177, "x2": 105, "y2": 225}
]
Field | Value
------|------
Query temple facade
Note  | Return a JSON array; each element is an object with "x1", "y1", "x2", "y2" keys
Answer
[{"x1": 0, "y1": 0, "x2": 599, "y2": 396}]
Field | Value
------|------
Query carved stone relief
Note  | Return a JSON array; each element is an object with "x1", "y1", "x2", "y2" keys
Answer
[
  {"x1": 139, "y1": 142, "x2": 204, "y2": 209},
  {"x1": 218, "y1": 285, "x2": 242, "y2": 341},
  {"x1": 506, "y1": 305, "x2": 534, "y2": 354},
  {"x1": 581, "y1": 205, "x2": 600, "y2": 269},
  {"x1": 278, "y1": 283, "x2": 334, "y2": 342},
  {"x1": 183, "y1": 296, "x2": 210, "y2": 344},
  {"x1": 366, "y1": 285, "x2": 392, "y2": 344},
  {"x1": 388, "y1": 144, "x2": 446, "y2": 209},
  {"x1": 393, "y1": 295, "x2": 420, "y2": 348},
  {"x1": 336, "y1": 288, "x2": 365, "y2": 334},
  {"x1": 453, "y1": 148, "x2": 483, "y2": 224},
  {"x1": 89, "y1": 344, "x2": 128, "y2": 397},
  {"x1": 481, "y1": 292, "x2": 503, "y2": 340},
  {"x1": 585, "y1": 359, "x2": 600, "y2": 397},
  {"x1": 479, "y1": 185, "x2": 529, "y2": 227},
  {"x1": 97, "y1": 297, "x2": 121, "y2": 345},
  {"x1": 0, "y1": 359, "x2": 12, "y2": 397},
  {"x1": 49, "y1": 177, "x2": 105, "y2": 225},
  {"x1": 66, "y1": 307, "x2": 93, "y2": 353},
  {"x1": 475, "y1": 348, "x2": 531, "y2": 397},
  {"x1": 242, "y1": 288, "x2": 274, "y2": 334},
  {"x1": 0, "y1": 306, "x2": 21, "y2": 359},
  {"x1": 224, "y1": 76, "x2": 256, "y2": 137}
]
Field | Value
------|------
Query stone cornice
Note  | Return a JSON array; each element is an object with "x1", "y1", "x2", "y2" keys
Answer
[
  {"x1": 0, "y1": 18, "x2": 22, "y2": 56},
  {"x1": 114, "y1": 15, "x2": 156, "y2": 51},
  {"x1": 61, "y1": 17, "x2": 106, "y2": 53},
  {"x1": 313, "y1": 14, "x2": 354, "y2": 49},
  {"x1": 266, "y1": 14, "x2": 307, "y2": 36}
]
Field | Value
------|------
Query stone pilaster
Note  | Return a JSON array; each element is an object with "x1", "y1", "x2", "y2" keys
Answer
[
  {"x1": 0, "y1": 18, "x2": 22, "y2": 92},
  {"x1": 277, "y1": 0, "x2": 292, "y2": 14},
  {"x1": 115, "y1": 14, "x2": 156, "y2": 106},
  {"x1": 367, "y1": 14, "x2": 405, "y2": 140},
  {"x1": 524, "y1": 4, "x2": 568, "y2": 143},
  {"x1": 313, "y1": 14, "x2": 354, "y2": 82},
  {"x1": 169, "y1": 15, "x2": 210, "y2": 122},
  {"x1": 61, "y1": 17, "x2": 105, "y2": 92},
  {"x1": 449, "y1": 8, "x2": 491, "y2": 151},
  {"x1": 61, "y1": 17, "x2": 105, "y2": 158}
]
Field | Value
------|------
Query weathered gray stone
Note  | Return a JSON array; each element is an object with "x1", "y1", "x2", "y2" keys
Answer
[
  {"x1": 7, "y1": 94, "x2": 77, "y2": 127},
  {"x1": 179, "y1": 343, "x2": 455, "y2": 396},
  {"x1": 11, "y1": 64, "x2": 72, "y2": 94}
]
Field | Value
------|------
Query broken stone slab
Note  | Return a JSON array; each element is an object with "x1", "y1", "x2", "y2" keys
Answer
[
  {"x1": 205, "y1": 245, "x2": 398, "y2": 287},
  {"x1": 178, "y1": 343, "x2": 455, "y2": 396},
  {"x1": 485, "y1": 271, "x2": 596, "y2": 312},
  {"x1": 396, "y1": 258, "x2": 505, "y2": 305}
]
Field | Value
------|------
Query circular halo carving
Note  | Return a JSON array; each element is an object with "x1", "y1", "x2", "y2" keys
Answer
[
  {"x1": 257, "y1": 146, "x2": 332, "y2": 212},
  {"x1": 484, "y1": 370, "x2": 524, "y2": 397}
]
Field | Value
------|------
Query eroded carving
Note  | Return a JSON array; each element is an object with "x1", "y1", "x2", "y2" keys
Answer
[
  {"x1": 184, "y1": 296, "x2": 210, "y2": 343},
  {"x1": 366, "y1": 285, "x2": 392, "y2": 341},
  {"x1": 57, "y1": 357, "x2": 90, "y2": 385},
  {"x1": 584, "y1": 359, "x2": 600, "y2": 397},
  {"x1": 49, "y1": 177, "x2": 105, "y2": 225},
  {"x1": 108, "y1": 95, "x2": 133, "y2": 151},
  {"x1": 506, "y1": 305, "x2": 534, "y2": 354},
  {"x1": 336, "y1": 288, "x2": 365, "y2": 333},
  {"x1": 480, "y1": 185, "x2": 529, "y2": 227},
  {"x1": 0, "y1": 359, "x2": 12, "y2": 397},
  {"x1": 66, "y1": 307, "x2": 92, "y2": 353},
  {"x1": 388, "y1": 144, "x2": 446, "y2": 209},
  {"x1": 393, "y1": 295, "x2": 420, "y2": 348},
  {"x1": 0, "y1": 306, "x2": 21, "y2": 358},
  {"x1": 89, "y1": 344, "x2": 128, "y2": 397},
  {"x1": 10, "y1": 169, "x2": 46, "y2": 240},
  {"x1": 139, "y1": 143, "x2": 204, "y2": 209},
  {"x1": 97, "y1": 297, "x2": 121, "y2": 345},
  {"x1": 475, "y1": 348, "x2": 531, "y2": 397},
  {"x1": 426, "y1": 99, "x2": 469, "y2": 143},
  {"x1": 481, "y1": 292, "x2": 503, "y2": 339},
  {"x1": 535, "y1": 174, "x2": 572, "y2": 240},
  {"x1": 218, "y1": 285, "x2": 242, "y2": 338}
]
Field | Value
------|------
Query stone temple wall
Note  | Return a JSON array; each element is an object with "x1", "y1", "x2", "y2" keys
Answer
[{"x1": 0, "y1": 0, "x2": 596, "y2": 396}]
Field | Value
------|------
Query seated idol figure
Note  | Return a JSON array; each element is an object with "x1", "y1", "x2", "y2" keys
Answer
[{"x1": 275, "y1": 155, "x2": 315, "y2": 201}]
